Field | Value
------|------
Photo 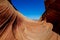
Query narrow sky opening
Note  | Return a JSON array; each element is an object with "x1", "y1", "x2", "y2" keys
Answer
[{"x1": 11, "y1": 0, "x2": 45, "y2": 20}]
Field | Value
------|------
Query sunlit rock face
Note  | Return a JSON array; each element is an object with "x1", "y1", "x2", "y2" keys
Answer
[
  {"x1": 0, "y1": 0, "x2": 60, "y2": 40},
  {"x1": 42, "y1": 0, "x2": 60, "y2": 34},
  {"x1": 0, "y1": 0, "x2": 53, "y2": 40}
]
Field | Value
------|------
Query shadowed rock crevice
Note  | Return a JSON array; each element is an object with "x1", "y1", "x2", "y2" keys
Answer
[{"x1": 42, "y1": 0, "x2": 60, "y2": 34}]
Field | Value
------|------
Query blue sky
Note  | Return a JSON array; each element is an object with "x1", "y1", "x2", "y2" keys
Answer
[{"x1": 11, "y1": 0, "x2": 45, "y2": 20}]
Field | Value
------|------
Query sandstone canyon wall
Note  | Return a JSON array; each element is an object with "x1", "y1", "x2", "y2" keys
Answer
[
  {"x1": 0, "y1": 0, "x2": 60, "y2": 40},
  {"x1": 42, "y1": 0, "x2": 60, "y2": 34}
]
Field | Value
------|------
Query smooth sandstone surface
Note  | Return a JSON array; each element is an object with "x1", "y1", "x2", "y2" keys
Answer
[{"x1": 0, "y1": 0, "x2": 60, "y2": 40}]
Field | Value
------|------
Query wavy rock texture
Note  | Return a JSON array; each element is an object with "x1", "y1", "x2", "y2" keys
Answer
[
  {"x1": 42, "y1": 0, "x2": 60, "y2": 34},
  {"x1": 0, "y1": 0, "x2": 60, "y2": 40}
]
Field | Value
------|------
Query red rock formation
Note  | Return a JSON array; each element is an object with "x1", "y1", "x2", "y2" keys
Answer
[
  {"x1": 0, "y1": 0, "x2": 60, "y2": 40},
  {"x1": 0, "y1": 0, "x2": 53, "y2": 40},
  {"x1": 42, "y1": 0, "x2": 60, "y2": 34}
]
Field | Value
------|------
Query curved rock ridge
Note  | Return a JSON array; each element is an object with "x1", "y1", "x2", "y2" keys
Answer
[
  {"x1": 0, "y1": 0, "x2": 17, "y2": 36},
  {"x1": 0, "y1": 0, "x2": 60, "y2": 40}
]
